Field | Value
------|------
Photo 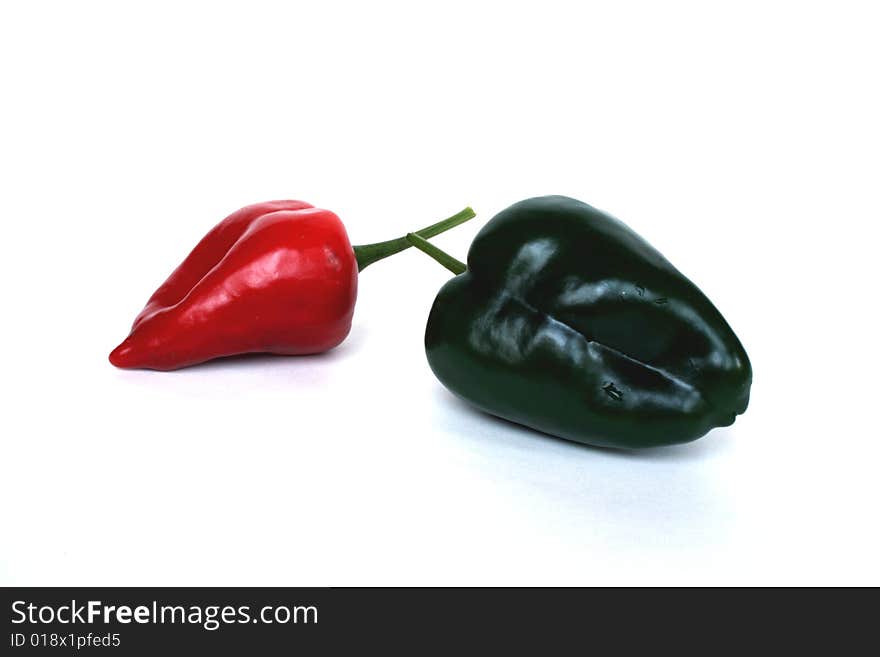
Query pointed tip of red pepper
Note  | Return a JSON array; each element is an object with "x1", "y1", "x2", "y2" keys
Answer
[{"x1": 109, "y1": 338, "x2": 137, "y2": 369}]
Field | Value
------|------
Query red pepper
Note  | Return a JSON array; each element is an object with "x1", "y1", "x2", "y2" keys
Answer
[{"x1": 109, "y1": 200, "x2": 474, "y2": 370}]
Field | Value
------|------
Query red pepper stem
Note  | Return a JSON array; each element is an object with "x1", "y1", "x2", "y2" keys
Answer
[
  {"x1": 353, "y1": 207, "x2": 475, "y2": 272},
  {"x1": 404, "y1": 233, "x2": 467, "y2": 275}
]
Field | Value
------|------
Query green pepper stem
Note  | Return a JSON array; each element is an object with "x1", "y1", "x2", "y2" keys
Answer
[
  {"x1": 353, "y1": 207, "x2": 475, "y2": 272},
  {"x1": 404, "y1": 233, "x2": 467, "y2": 275}
]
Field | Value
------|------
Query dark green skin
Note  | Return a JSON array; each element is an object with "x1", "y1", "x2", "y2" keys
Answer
[{"x1": 424, "y1": 196, "x2": 752, "y2": 449}]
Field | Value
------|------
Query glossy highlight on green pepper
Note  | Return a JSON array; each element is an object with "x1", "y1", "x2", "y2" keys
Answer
[{"x1": 408, "y1": 196, "x2": 752, "y2": 449}]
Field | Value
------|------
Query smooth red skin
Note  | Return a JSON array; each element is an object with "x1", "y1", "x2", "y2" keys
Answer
[{"x1": 109, "y1": 201, "x2": 358, "y2": 371}]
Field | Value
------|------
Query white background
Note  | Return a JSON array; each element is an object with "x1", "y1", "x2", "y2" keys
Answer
[{"x1": 1, "y1": 1, "x2": 878, "y2": 586}]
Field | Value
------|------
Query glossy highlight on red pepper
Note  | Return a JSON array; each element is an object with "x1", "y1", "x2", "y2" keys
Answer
[{"x1": 110, "y1": 200, "x2": 474, "y2": 370}]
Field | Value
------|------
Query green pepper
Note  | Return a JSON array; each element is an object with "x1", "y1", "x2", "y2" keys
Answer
[{"x1": 406, "y1": 195, "x2": 752, "y2": 449}]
